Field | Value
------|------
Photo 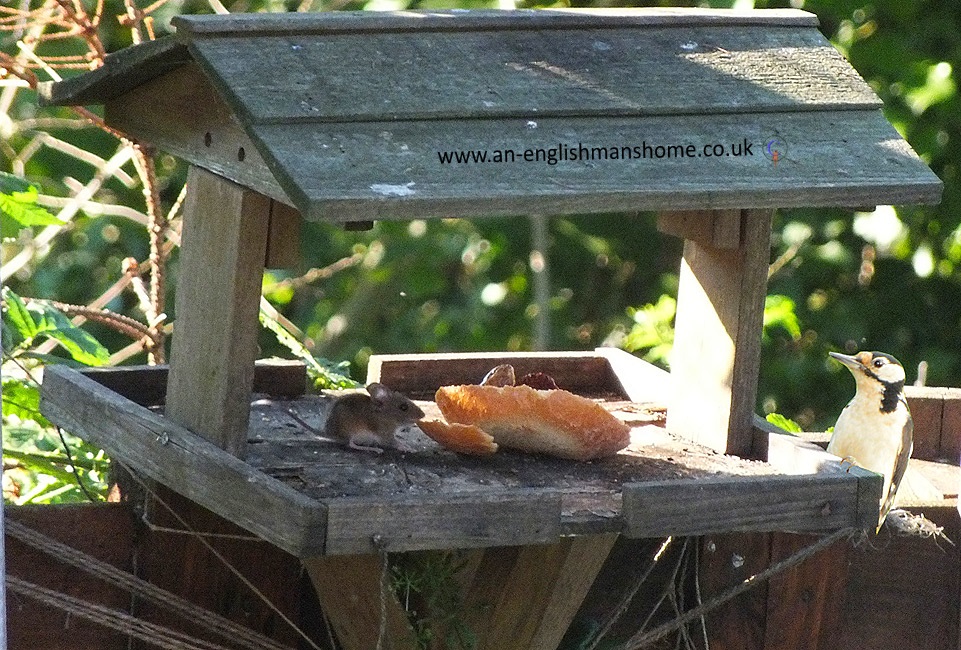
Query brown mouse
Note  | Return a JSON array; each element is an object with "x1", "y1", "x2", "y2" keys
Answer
[{"x1": 325, "y1": 382, "x2": 425, "y2": 453}]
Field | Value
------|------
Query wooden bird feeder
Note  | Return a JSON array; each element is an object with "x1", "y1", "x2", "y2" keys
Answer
[{"x1": 38, "y1": 8, "x2": 942, "y2": 649}]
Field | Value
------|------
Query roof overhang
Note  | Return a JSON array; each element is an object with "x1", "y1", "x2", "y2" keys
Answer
[{"x1": 40, "y1": 8, "x2": 943, "y2": 221}]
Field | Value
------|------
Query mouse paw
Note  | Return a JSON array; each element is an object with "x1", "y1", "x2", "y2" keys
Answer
[{"x1": 349, "y1": 439, "x2": 385, "y2": 454}]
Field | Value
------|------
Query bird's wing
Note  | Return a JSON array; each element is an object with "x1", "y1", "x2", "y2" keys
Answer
[{"x1": 880, "y1": 415, "x2": 913, "y2": 523}]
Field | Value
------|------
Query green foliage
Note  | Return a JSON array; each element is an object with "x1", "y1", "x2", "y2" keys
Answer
[
  {"x1": 3, "y1": 0, "x2": 961, "y2": 496},
  {"x1": 391, "y1": 551, "x2": 477, "y2": 650},
  {"x1": 2, "y1": 374, "x2": 111, "y2": 504},
  {"x1": 2, "y1": 288, "x2": 111, "y2": 503},
  {"x1": 765, "y1": 413, "x2": 803, "y2": 434},
  {"x1": 0, "y1": 174, "x2": 63, "y2": 239},
  {"x1": 2, "y1": 288, "x2": 109, "y2": 367},
  {"x1": 752, "y1": 0, "x2": 961, "y2": 429},
  {"x1": 259, "y1": 305, "x2": 359, "y2": 389},
  {"x1": 763, "y1": 295, "x2": 802, "y2": 342},
  {"x1": 621, "y1": 295, "x2": 676, "y2": 367},
  {"x1": 2, "y1": 379, "x2": 51, "y2": 429},
  {"x1": 2, "y1": 424, "x2": 110, "y2": 504}
]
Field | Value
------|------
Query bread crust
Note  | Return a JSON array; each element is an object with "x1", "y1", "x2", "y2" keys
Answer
[
  {"x1": 418, "y1": 419, "x2": 499, "y2": 456},
  {"x1": 434, "y1": 384, "x2": 630, "y2": 460}
]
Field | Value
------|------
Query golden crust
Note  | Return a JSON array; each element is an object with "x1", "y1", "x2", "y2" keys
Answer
[
  {"x1": 418, "y1": 419, "x2": 499, "y2": 456},
  {"x1": 434, "y1": 384, "x2": 630, "y2": 460}
]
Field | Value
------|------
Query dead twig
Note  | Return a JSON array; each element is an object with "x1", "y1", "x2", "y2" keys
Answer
[{"x1": 29, "y1": 297, "x2": 156, "y2": 345}]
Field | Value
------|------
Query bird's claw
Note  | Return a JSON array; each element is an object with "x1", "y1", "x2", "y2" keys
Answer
[{"x1": 839, "y1": 456, "x2": 859, "y2": 472}]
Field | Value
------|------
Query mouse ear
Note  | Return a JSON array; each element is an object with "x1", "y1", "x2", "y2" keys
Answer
[{"x1": 366, "y1": 382, "x2": 391, "y2": 403}]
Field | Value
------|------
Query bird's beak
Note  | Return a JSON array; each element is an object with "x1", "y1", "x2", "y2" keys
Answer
[{"x1": 829, "y1": 351, "x2": 865, "y2": 370}]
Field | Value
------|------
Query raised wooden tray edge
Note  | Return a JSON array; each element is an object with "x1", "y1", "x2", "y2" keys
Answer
[
  {"x1": 39, "y1": 364, "x2": 328, "y2": 558},
  {"x1": 371, "y1": 348, "x2": 883, "y2": 535},
  {"x1": 39, "y1": 352, "x2": 883, "y2": 557}
]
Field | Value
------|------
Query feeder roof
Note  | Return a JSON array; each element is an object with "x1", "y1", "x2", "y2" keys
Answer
[{"x1": 40, "y1": 8, "x2": 942, "y2": 222}]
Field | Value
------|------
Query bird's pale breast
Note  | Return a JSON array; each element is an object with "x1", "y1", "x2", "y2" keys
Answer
[{"x1": 827, "y1": 397, "x2": 906, "y2": 486}]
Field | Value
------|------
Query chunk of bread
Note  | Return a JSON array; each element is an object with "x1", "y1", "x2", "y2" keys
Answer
[
  {"x1": 418, "y1": 419, "x2": 499, "y2": 456},
  {"x1": 435, "y1": 384, "x2": 630, "y2": 460}
]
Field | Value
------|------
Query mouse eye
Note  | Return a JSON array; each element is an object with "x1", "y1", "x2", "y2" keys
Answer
[{"x1": 399, "y1": 403, "x2": 409, "y2": 411}]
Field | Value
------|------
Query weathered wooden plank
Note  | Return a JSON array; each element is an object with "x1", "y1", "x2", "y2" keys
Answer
[
  {"x1": 701, "y1": 533, "x2": 771, "y2": 650},
  {"x1": 324, "y1": 491, "x2": 561, "y2": 555},
  {"x1": 461, "y1": 536, "x2": 617, "y2": 650},
  {"x1": 173, "y1": 9, "x2": 820, "y2": 37},
  {"x1": 822, "y1": 505, "x2": 960, "y2": 650},
  {"x1": 763, "y1": 532, "x2": 850, "y2": 650},
  {"x1": 594, "y1": 346, "x2": 671, "y2": 404},
  {"x1": 302, "y1": 554, "x2": 419, "y2": 650},
  {"x1": 135, "y1": 487, "x2": 311, "y2": 649},
  {"x1": 657, "y1": 210, "x2": 742, "y2": 249},
  {"x1": 760, "y1": 423, "x2": 884, "y2": 529},
  {"x1": 6, "y1": 505, "x2": 135, "y2": 650},
  {"x1": 622, "y1": 473, "x2": 865, "y2": 538},
  {"x1": 760, "y1": 420, "x2": 839, "y2": 476},
  {"x1": 37, "y1": 36, "x2": 189, "y2": 107},
  {"x1": 38, "y1": 365, "x2": 327, "y2": 558},
  {"x1": 904, "y1": 385, "x2": 948, "y2": 461},
  {"x1": 473, "y1": 542, "x2": 574, "y2": 649},
  {"x1": 367, "y1": 350, "x2": 625, "y2": 399},
  {"x1": 265, "y1": 200, "x2": 302, "y2": 269},
  {"x1": 461, "y1": 546, "x2": 521, "y2": 645},
  {"x1": 166, "y1": 166, "x2": 271, "y2": 457},
  {"x1": 898, "y1": 387, "x2": 961, "y2": 462},
  {"x1": 249, "y1": 111, "x2": 941, "y2": 223},
  {"x1": 77, "y1": 359, "x2": 307, "y2": 407},
  {"x1": 526, "y1": 534, "x2": 619, "y2": 650},
  {"x1": 186, "y1": 24, "x2": 876, "y2": 125},
  {"x1": 668, "y1": 209, "x2": 772, "y2": 458},
  {"x1": 104, "y1": 63, "x2": 290, "y2": 205},
  {"x1": 943, "y1": 390, "x2": 961, "y2": 463}
]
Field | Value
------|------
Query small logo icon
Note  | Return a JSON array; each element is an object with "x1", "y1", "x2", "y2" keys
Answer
[{"x1": 764, "y1": 137, "x2": 788, "y2": 168}]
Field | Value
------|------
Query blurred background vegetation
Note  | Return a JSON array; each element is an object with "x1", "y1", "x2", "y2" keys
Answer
[{"x1": 2, "y1": 0, "x2": 959, "y2": 504}]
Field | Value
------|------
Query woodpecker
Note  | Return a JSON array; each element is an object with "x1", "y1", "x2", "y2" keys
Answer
[{"x1": 826, "y1": 351, "x2": 913, "y2": 532}]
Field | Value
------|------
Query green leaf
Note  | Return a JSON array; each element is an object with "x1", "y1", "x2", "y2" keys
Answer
[
  {"x1": 1, "y1": 288, "x2": 40, "y2": 341},
  {"x1": 19, "y1": 352, "x2": 90, "y2": 368},
  {"x1": 32, "y1": 306, "x2": 109, "y2": 366},
  {"x1": 905, "y1": 61, "x2": 956, "y2": 116},
  {"x1": 1, "y1": 295, "x2": 109, "y2": 366},
  {"x1": 259, "y1": 306, "x2": 358, "y2": 389},
  {"x1": 0, "y1": 184, "x2": 62, "y2": 239},
  {"x1": 2, "y1": 379, "x2": 51, "y2": 427},
  {"x1": 763, "y1": 295, "x2": 802, "y2": 340},
  {"x1": 0, "y1": 171, "x2": 32, "y2": 194},
  {"x1": 766, "y1": 412, "x2": 803, "y2": 434}
]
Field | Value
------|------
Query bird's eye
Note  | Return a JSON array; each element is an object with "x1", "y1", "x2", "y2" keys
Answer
[{"x1": 873, "y1": 358, "x2": 885, "y2": 368}]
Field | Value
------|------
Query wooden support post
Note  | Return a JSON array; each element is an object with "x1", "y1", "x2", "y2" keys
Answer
[
  {"x1": 166, "y1": 166, "x2": 271, "y2": 457},
  {"x1": 265, "y1": 200, "x2": 302, "y2": 269},
  {"x1": 302, "y1": 555, "x2": 419, "y2": 650},
  {"x1": 462, "y1": 535, "x2": 618, "y2": 650},
  {"x1": 665, "y1": 209, "x2": 773, "y2": 459},
  {"x1": 656, "y1": 210, "x2": 742, "y2": 250},
  {"x1": 304, "y1": 536, "x2": 615, "y2": 650}
]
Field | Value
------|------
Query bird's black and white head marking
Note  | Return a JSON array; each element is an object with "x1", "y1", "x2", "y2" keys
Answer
[
  {"x1": 829, "y1": 351, "x2": 906, "y2": 413},
  {"x1": 863, "y1": 352, "x2": 906, "y2": 383}
]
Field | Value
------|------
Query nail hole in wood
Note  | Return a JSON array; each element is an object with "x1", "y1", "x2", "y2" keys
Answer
[
  {"x1": 237, "y1": 146, "x2": 246, "y2": 162},
  {"x1": 204, "y1": 132, "x2": 212, "y2": 147}
]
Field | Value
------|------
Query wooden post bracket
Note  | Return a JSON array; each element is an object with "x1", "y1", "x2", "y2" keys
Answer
[
  {"x1": 660, "y1": 208, "x2": 774, "y2": 459},
  {"x1": 166, "y1": 165, "x2": 271, "y2": 457}
]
